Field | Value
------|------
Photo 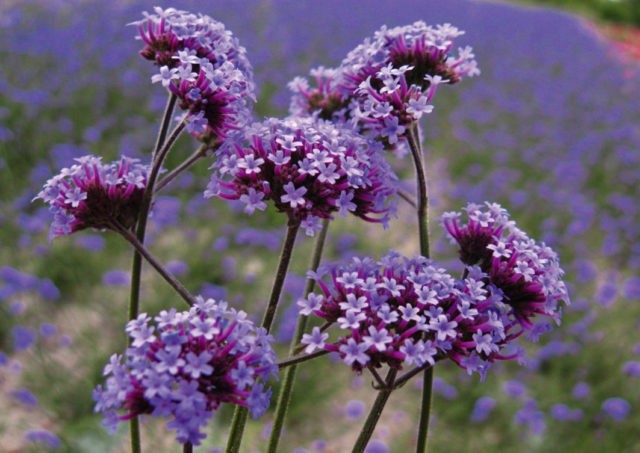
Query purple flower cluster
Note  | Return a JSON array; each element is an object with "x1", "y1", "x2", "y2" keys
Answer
[
  {"x1": 205, "y1": 117, "x2": 398, "y2": 234},
  {"x1": 132, "y1": 7, "x2": 255, "y2": 142},
  {"x1": 289, "y1": 21, "x2": 479, "y2": 149},
  {"x1": 299, "y1": 250, "x2": 530, "y2": 378},
  {"x1": 93, "y1": 297, "x2": 278, "y2": 446},
  {"x1": 442, "y1": 202, "x2": 570, "y2": 329},
  {"x1": 34, "y1": 155, "x2": 148, "y2": 239}
]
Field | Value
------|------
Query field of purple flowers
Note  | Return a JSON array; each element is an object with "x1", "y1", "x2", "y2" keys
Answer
[{"x1": 1, "y1": 0, "x2": 639, "y2": 452}]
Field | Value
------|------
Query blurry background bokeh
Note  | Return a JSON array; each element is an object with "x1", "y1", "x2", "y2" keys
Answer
[{"x1": 1, "y1": 0, "x2": 639, "y2": 451}]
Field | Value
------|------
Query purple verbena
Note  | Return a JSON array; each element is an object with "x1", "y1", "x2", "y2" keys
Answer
[
  {"x1": 132, "y1": 7, "x2": 255, "y2": 143},
  {"x1": 298, "y1": 250, "x2": 529, "y2": 379},
  {"x1": 289, "y1": 21, "x2": 479, "y2": 152},
  {"x1": 34, "y1": 155, "x2": 148, "y2": 239},
  {"x1": 93, "y1": 297, "x2": 278, "y2": 446},
  {"x1": 442, "y1": 202, "x2": 570, "y2": 329},
  {"x1": 205, "y1": 117, "x2": 398, "y2": 234}
]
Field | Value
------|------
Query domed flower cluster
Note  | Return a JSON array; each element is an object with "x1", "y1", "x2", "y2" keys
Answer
[
  {"x1": 132, "y1": 7, "x2": 255, "y2": 142},
  {"x1": 289, "y1": 21, "x2": 479, "y2": 148},
  {"x1": 34, "y1": 155, "x2": 148, "y2": 239},
  {"x1": 442, "y1": 202, "x2": 570, "y2": 329},
  {"x1": 298, "y1": 251, "x2": 526, "y2": 378},
  {"x1": 205, "y1": 117, "x2": 398, "y2": 235},
  {"x1": 93, "y1": 297, "x2": 278, "y2": 446}
]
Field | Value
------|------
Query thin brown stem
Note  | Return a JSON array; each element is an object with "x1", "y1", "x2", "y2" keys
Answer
[
  {"x1": 277, "y1": 349, "x2": 331, "y2": 369},
  {"x1": 115, "y1": 223, "x2": 195, "y2": 307},
  {"x1": 155, "y1": 144, "x2": 208, "y2": 193},
  {"x1": 352, "y1": 369, "x2": 398, "y2": 453}
]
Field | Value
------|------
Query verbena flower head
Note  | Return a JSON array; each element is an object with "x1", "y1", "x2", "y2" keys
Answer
[
  {"x1": 442, "y1": 202, "x2": 570, "y2": 329},
  {"x1": 205, "y1": 117, "x2": 398, "y2": 235},
  {"x1": 93, "y1": 297, "x2": 278, "y2": 446},
  {"x1": 349, "y1": 22, "x2": 481, "y2": 149},
  {"x1": 298, "y1": 250, "x2": 525, "y2": 379},
  {"x1": 132, "y1": 7, "x2": 255, "y2": 143},
  {"x1": 34, "y1": 155, "x2": 148, "y2": 239}
]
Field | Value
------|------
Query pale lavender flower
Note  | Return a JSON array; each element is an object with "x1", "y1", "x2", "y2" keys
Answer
[{"x1": 93, "y1": 297, "x2": 278, "y2": 446}]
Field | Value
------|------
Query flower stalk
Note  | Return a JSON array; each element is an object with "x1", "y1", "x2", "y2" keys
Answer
[
  {"x1": 406, "y1": 124, "x2": 433, "y2": 453},
  {"x1": 226, "y1": 222, "x2": 301, "y2": 453},
  {"x1": 268, "y1": 219, "x2": 331, "y2": 453}
]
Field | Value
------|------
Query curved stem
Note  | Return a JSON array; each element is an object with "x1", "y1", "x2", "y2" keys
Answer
[
  {"x1": 126, "y1": 94, "x2": 177, "y2": 453},
  {"x1": 268, "y1": 219, "x2": 330, "y2": 453},
  {"x1": 226, "y1": 222, "x2": 301, "y2": 453},
  {"x1": 352, "y1": 369, "x2": 397, "y2": 453},
  {"x1": 155, "y1": 144, "x2": 208, "y2": 193},
  {"x1": 406, "y1": 124, "x2": 433, "y2": 453},
  {"x1": 116, "y1": 224, "x2": 195, "y2": 307},
  {"x1": 277, "y1": 349, "x2": 331, "y2": 369}
]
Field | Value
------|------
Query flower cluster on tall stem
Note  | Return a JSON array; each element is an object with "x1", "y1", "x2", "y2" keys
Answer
[
  {"x1": 93, "y1": 297, "x2": 278, "y2": 446},
  {"x1": 132, "y1": 7, "x2": 255, "y2": 143},
  {"x1": 289, "y1": 21, "x2": 479, "y2": 153},
  {"x1": 442, "y1": 202, "x2": 570, "y2": 329},
  {"x1": 205, "y1": 117, "x2": 398, "y2": 234},
  {"x1": 34, "y1": 155, "x2": 149, "y2": 239}
]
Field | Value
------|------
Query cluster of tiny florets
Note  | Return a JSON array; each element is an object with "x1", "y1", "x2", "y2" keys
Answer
[
  {"x1": 93, "y1": 297, "x2": 278, "y2": 446},
  {"x1": 299, "y1": 250, "x2": 523, "y2": 378},
  {"x1": 132, "y1": 7, "x2": 255, "y2": 142},
  {"x1": 288, "y1": 66, "x2": 350, "y2": 123},
  {"x1": 288, "y1": 21, "x2": 479, "y2": 151},
  {"x1": 204, "y1": 117, "x2": 398, "y2": 235},
  {"x1": 442, "y1": 202, "x2": 570, "y2": 329},
  {"x1": 34, "y1": 155, "x2": 148, "y2": 239}
]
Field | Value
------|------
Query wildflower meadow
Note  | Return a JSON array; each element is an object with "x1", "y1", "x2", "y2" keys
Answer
[{"x1": 1, "y1": 1, "x2": 639, "y2": 452}]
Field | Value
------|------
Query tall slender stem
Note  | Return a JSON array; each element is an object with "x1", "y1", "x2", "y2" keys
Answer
[
  {"x1": 276, "y1": 349, "x2": 331, "y2": 369},
  {"x1": 406, "y1": 124, "x2": 433, "y2": 453},
  {"x1": 116, "y1": 224, "x2": 195, "y2": 307},
  {"x1": 127, "y1": 94, "x2": 177, "y2": 453},
  {"x1": 406, "y1": 124, "x2": 430, "y2": 258},
  {"x1": 155, "y1": 144, "x2": 208, "y2": 193},
  {"x1": 183, "y1": 442, "x2": 193, "y2": 453},
  {"x1": 268, "y1": 219, "x2": 330, "y2": 453},
  {"x1": 153, "y1": 94, "x2": 178, "y2": 161},
  {"x1": 226, "y1": 222, "x2": 301, "y2": 453},
  {"x1": 260, "y1": 223, "x2": 300, "y2": 332},
  {"x1": 352, "y1": 369, "x2": 397, "y2": 453}
]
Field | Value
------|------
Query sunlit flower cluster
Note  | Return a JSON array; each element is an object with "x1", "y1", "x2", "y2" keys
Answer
[
  {"x1": 205, "y1": 117, "x2": 398, "y2": 235},
  {"x1": 34, "y1": 155, "x2": 148, "y2": 239},
  {"x1": 132, "y1": 7, "x2": 255, "y2": 142},
  {"x1": 93, "y1": 297, "x2": 278, "y2": 446},
  {"x1": 442, "y1": 202, "x2": 570, "y2": 329}
]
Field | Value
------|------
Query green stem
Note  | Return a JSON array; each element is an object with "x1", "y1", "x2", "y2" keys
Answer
[
  {"x1": 116, "y1": 224, "x2": 195, "y2": 307},
  {"x1": 155, "y1": 144, "x2": 208, "y2": 193},
  {"x1": 352, "y1": 369, "x2": 398, "y2": 453},
  {"x1": 260, "y1": 223, "x2": 300, "y2": 332},
  {"x1": 406, "y1": 124, "x2": 430, "y2": 258},
  {"x1": 267, "y1": 219, "x2": 330, "y2": 453},
  {"x1": 406, "y1": 124, "x2": 433, "y2": 453},
  {"x1": 127, "y1": 94, "x2": 177, "y2": 453},
  {"x1": 226, "y1": 222, "x2": 301, "y2": 453},
  {"x1": 153, "y1": 94, "x2": 178, "y2": 161},
  {"x1": 277, "y1": 349, "x2": 331, "y2": 369}
]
